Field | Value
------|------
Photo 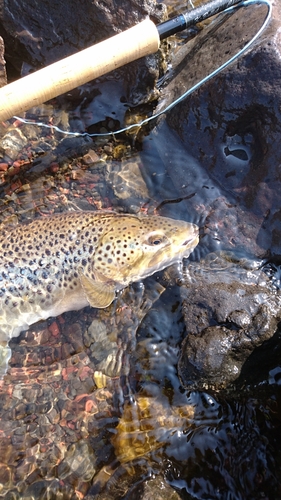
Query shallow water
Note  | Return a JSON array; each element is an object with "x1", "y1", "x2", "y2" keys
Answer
[{"x1": 0, "y1": 1, "x2": 280, "y2": 499}]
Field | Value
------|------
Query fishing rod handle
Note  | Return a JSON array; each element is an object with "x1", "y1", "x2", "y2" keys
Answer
[{"x1": 0, "y1": 18, "x2": 159, "y2": 122}]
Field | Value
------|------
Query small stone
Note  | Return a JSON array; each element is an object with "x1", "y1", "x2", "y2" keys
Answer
[
  {"x1": 49, "y1": 162, "x2": 60, "y2": 173},
  {"x1": 82, "y1": 149, "x2": 100, "y2": 165}
]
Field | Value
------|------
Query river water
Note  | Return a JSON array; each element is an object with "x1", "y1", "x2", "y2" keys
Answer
[{"x1": 0, "y1": 0, "x2": 280, "y2": 498}]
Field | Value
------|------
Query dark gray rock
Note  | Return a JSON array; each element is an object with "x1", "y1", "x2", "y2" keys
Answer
[
  {"x1": 141, "y1": 0, "x2": 281, "y2": 388},
  {"x1": 178, "y1": 252, "x2": 281, "y2": 388},
  {"x1": 154, "y1": 0, "x2": 281, "y2": 257}
]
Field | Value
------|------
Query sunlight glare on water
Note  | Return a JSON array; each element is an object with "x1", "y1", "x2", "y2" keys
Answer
[{"x1": 0, "y1": 0, "x2": 279, "y2": 498}]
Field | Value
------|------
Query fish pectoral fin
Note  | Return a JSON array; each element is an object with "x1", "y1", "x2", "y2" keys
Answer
[{"x1": 79, "y1": 273, "x2": 116, "y2": 309}]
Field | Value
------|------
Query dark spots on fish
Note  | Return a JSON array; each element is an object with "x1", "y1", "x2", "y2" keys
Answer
[{"x1": 0, "y1": 211, "x2": 195, "y2": 333}]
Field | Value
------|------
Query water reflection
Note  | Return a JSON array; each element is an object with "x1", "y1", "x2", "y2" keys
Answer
[
  {"x1": 0, "y1": 4, "x2": 280, "y2": 499},
  {"x1": 0, "y1": 106, "x2": 280, "y2": 499}
]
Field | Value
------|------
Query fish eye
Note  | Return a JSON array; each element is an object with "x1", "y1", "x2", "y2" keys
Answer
[{"x1": 147, "y1": 235, "x2": 164, "y2": 246}]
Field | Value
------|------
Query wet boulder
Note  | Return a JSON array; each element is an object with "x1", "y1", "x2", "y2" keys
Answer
[
  {"x1": 156, "y1": 0, "x2": 281, "y2": 257},
  {"x1": 178, "y1": 252, "x2": 281, "y2": 388},
  {"x1": 146, "y1": 0, "x2": 281, "y2": 388}
]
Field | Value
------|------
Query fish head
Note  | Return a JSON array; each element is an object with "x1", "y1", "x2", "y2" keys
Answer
[{"x1": 93, "y1": 214, "x2": 199, "y2": 286}]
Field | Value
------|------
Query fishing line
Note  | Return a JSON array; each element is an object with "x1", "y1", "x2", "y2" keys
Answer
[{"x1": 13, "y1": 0, "x2": 272, "y2": 138}]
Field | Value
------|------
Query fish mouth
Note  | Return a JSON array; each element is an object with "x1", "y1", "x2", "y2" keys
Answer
[
  {"x1": 182, "y1": 236, "x2": 196, "y2": 246},
  {"x1": 182, "y1": 229, "x2": 199, "y2": 247}
]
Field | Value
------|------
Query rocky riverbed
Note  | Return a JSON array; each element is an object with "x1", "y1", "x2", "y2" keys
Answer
[{"x1": 0, "y1": 0, "x2": 280, "y2": 498}]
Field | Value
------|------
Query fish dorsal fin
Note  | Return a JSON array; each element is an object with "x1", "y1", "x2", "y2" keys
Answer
[{"x1": 79, "y1": 272, "x2": 116, "y2": 309}]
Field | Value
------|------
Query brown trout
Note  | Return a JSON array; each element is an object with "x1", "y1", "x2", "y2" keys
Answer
[{"x1": 0, "y1": 211, "x2": 198, "y2": 372}]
